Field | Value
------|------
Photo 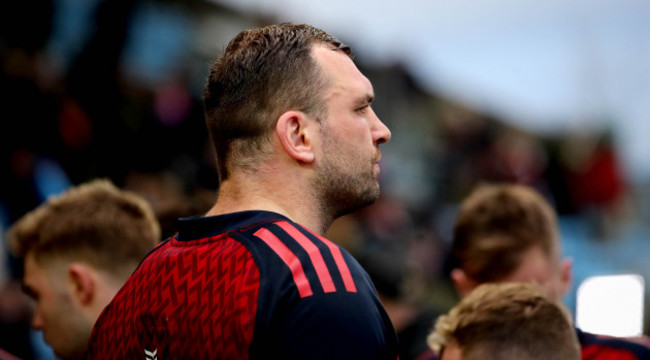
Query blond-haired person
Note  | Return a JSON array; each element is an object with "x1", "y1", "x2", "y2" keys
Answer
[
  {"x1": 428, "y1": 282, "x2": 580, "y2": 360},
  {"x1": 7, "y1": 179, "x2": 161, "y2": 360},
  {"x1": 446, "y1": 183, "x2": 650, "y2": 359}
]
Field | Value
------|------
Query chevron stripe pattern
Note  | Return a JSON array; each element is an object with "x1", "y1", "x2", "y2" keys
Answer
[
  {"x1": 85, "y1": 237, "x2": 259, "y2": 359},
  {"x1": 144, "y1": 348, "x2": 158, "y2": 360}
]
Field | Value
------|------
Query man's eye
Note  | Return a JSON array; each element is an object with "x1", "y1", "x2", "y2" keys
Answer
[
  {"x1": 356, "y1": 106, "x2": 368, "y2": 114},
  {"x1": 22, "y1": 285, "x2": 38, "y2": 300}
]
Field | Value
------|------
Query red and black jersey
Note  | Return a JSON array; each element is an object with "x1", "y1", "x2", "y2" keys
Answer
[
  {"x1": 427, "y1": 326, "x2": 650, "y2": 360},
  {"x1": 85, "y1": 210, "x2": 399, "y2": 359},
  {"x1": 578, "y1": 328, "x2": 650, "y2": 360}
]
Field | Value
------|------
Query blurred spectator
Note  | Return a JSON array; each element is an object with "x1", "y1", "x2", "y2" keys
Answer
[
  {"x1": 433, "y1": 102, "x2": 551, "y2": 206},
  {"x1": 121, "y1": 170, "x2": 213, "y2": 238},
  {"x1": 331, "y1": 196, "x2": 447, "y2": 360},
  {"x1": 554, "y1": 130, "x2": 631, "y2": 239},
  {"x1": 0, "y1": 0, "x2": 63, "y2": 222},
  {"x1": 0, "y1": 279, "x2": 34, "y2": 359},
  {"x1": 0, "y1": 2, "x2": 63, "y2": 357},
  {"x1": 5, "y1": 179, "x2": 161, "y2": 360},
  {"x1": 558, "y1": 131, "x2": 626, "y2": 211}
]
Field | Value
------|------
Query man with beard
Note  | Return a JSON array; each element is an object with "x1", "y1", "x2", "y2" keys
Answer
[{"x1": 85, "y1": 23, "x2": 398, "y2": 359}]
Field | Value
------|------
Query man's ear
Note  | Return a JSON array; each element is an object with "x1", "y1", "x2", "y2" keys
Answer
[
  {"x1": 275, "y1": 110, "x2": 315, "y2": 164},
  {"x1": 68, "y1": 263, "x2": 95, "y2": 306},
  {"x1": 450, "y1": 268, "x2": 478, "y2": 298},
  {"x1": 559, "y1": 257, "x2": 573, "y2": 298}
]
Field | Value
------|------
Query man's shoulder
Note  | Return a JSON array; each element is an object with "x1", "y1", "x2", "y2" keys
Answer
[
  {"x1": 237, "y1": 218, "x2": 369, "y2": 294},
  {"x1": 86, "y1": 234, "x2": 261, "y2": 359}
]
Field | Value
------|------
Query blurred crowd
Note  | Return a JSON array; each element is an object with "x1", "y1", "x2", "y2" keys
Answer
[{"x1": 1, "y1": 0, "x2": 646, "y2": 358}]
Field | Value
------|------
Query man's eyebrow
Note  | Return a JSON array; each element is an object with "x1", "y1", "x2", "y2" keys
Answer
[{"x1": 354, "y1": 94, "x2": 374, "y2": 107}]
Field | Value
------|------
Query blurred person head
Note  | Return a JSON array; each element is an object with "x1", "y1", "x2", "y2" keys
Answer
[
  {"x1": 427, "y1": 282, "x2": 581, "y2": 360},
  {"x1": 6, "y1": 179, "x2": 161, "y2": 360},
  {"x1": 450, "y1": 183, "x2": 572, "y2": 302},
  {"x1": 203, "y1": 22, "x2": 391, "y2": 232}
]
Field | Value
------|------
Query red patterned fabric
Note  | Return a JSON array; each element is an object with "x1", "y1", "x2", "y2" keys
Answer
[
  {"x1": 582, "y1": 345, "x2": 638, "y2": 360},
  {"x1": 86, "y1": 237, "x2": 258, "y2": 359},
  {"x1": 578, "y1": 328, "x2": 650, "y2": 360},
  {"x1": 85, "y1": 211, "x2": 399, "y2": 359}
]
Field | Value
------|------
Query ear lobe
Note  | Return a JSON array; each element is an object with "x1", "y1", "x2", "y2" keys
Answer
[
  {"x1": 276, "y1": 110, "x2": 315, "y2": 164},
  {"x1": 68, "y1": 263, "x2": 95, "y2": 305},
  {"x1": 451, "y1": 268, "x2": 477, "y2": 298},
  {"x1": 559, "y1": 257, "x2": 573, "y2": 297}
]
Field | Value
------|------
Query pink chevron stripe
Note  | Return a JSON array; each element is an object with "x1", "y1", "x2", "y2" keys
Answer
[
  {"x1": 303, "y1": 228, "x2": 357, "y2": 293},
  {"x1": 254, "y1": 228, "x2": 313, "y2": 298},
  {"x1": 275, "y1": 221, "x2": 336, "y2": 293}
]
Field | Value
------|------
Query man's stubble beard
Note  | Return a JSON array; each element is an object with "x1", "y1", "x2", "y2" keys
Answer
[{"x1": 313, "y1": 144, "x2": 380, "y2": 224}]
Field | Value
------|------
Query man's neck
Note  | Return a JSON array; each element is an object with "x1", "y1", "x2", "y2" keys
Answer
[{"x1": 205, "y1": 174, "x2": 330, "y2": 235}]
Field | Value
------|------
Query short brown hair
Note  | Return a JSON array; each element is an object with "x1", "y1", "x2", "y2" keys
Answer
[
  {"x1": 427, "y1": 282, "x2": 580, "y2": 360},
  {"x1": 451, "y1": 183, "x2": 559, "y2": 283},
  {"x1": 203, "y1": 22, "x2": 351, "y2": 180},
  {"x1": 6, "y1": 179, "x2": 161, "y2": 278}
]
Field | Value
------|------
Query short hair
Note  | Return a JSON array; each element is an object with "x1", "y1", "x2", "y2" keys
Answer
[
  {"x1": 427, "y1": 282, "x2": 580, "y2": 360},
  {"x1": 203, "y1": 22, "x2": 351, "y2": 180},
  {"x1": 6, "y1": 179, "x2": 161, "y2": 279},
  {"x1": 451, "y1": 183, "x2": 560, "y2": 283}
]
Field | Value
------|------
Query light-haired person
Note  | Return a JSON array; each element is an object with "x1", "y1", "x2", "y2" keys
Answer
[
  {"x1": 427, "y1": 282, "x2": 581, "y2": 360},
  {"x1": 84, "y1": 22, "x2": 399, "y2": 359},
  {"x1": 447, "y1": 183, "x2": 650, "y2": 359},
  {"x1": 6, "y1": 179, "x2": 161, "y2": 360}
]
